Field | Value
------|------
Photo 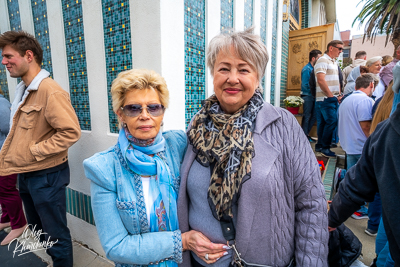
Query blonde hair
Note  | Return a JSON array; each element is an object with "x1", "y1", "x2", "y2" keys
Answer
[
  {"x1": 382, "y1": 55, "x2": 393, "y2": 66},
  {"x1": 370, "y1": 81, "x2": 394, "y2": 134},
  {"x1": 206, "y1": 27, "x2": 269, "y2": 91},
  {"x1": 111, "y1": 69, "x2": 169, "y2": 127}
]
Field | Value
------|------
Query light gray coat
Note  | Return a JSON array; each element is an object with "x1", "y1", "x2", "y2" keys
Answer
[{"x1": 178, "y1": 103, "x2": 329, "y2": 267}]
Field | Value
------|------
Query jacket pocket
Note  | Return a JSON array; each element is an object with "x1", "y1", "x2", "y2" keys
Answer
[
  {"x1": 116, "y1": 200, "x2": 140, "y2": 234},
  {"x1": 19, "y1": 105, "x2": 42, "y2": 129}
]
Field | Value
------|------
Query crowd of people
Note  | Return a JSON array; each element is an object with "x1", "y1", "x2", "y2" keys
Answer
[
  {"x1": 300, "y1": 39, "x2": 400, "y2": 266},
  {"x1": 0, "y1": 28, "x2": 398, "y2": 267}
]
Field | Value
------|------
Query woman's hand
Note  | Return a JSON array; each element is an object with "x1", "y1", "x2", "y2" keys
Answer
[{"x1": 182, "y1": 230, "x2": 229, "y2": 264}]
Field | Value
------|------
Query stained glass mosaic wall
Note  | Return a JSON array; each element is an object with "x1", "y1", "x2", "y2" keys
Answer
[
  {"x1": 31, "y1": 0, "x2": 53, "y2": 77},
  {"x1": 101, "y1": 0, "x2": 132, "y2": 133},
  {"x1": 280, "y1": 20, "x2": 290, "y2": 107},
  {"x1": 244, "y1": 0, "x2": 253, "y2": 29},
  {"x1": 0, "y1": 56, "x2": 10, "y2": 101},
  {"x1": 7, "y1": 0, "x2": 22, "y2": 31},
  {"x1": 260, "y1": 0, "x2": 267, "y2": 91},
  {"x1": 62, "y1": 0, "x2": 91, "y2": 130},
  {"x1": 301, "y1": 0, "x2": 309, "y2": 29},
  {"x1": 270, "y1": 0, "x2": 278, "y2": 105},
  {"x1": 221, "y1": 0, "x2": 234, "y2": 33},
  {"x1": 184, "y1": 0, "x2": 206, "y2": 127}
]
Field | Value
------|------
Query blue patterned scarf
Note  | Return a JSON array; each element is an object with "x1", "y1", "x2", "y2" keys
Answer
[{"x1": 118, "y1": 128, "x2": 179, "y2": 259}]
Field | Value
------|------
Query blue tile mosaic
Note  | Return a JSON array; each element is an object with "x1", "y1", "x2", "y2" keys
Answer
[
  {"x1": 221, "y1": 0, "x2": 234, "y2": 33},
  {"x1": 260, "y1": 0, "x2": 267, "y2": 91},
  {"x1": 61, "y1": 0, "x2": 91, "y2": 131},
  {"x1": 301, "y1": 0, "x2": 309, "y2": 28},
  {"x1": 184, "y1": 0, "x2": 206, "y2": 127},
  {"x1": 7, "y1": 0, "x2": 22, "y2": 31},
  {"x1": 270, "y1": 0, "x2": 278, "y2": 105},
  {"x1": 280, "y1": 19, "x2": 289, "y2": 107},
  {"x1": 31, "y1": 0, "x2": 53, "y2": 77},
  {"x1": 244, "y1": 0, "x2": 253, "y2": 29},
  {"x1": 101, "y1": 0, "x2": 132, "y2": 133},
  {"x1": 0, "y1": 55, "x2": 10, "y2": 101},
  {"x1": 66, "y1": 187, "x2": 95, "y2": 225}
]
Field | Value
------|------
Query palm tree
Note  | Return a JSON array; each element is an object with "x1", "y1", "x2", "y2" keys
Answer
[{"x1": 353, "y1": 0, "x2": 400, "y2": 56}]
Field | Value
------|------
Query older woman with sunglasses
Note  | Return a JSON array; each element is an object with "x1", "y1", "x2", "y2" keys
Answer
[
  {"x1": 84, "y1": 69, "x2": 187, "y2": 266},
  {"x1": 178, "y1": 29, "x2": 329, "y2": 267}
]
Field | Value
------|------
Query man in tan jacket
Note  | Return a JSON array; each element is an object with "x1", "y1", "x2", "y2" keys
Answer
[
  {"x1": 0, "y1": 31, "x2": 80, "y2": 266},
  {"x1": 342, "y1": 51, "x2": 367, "y2": 87}
]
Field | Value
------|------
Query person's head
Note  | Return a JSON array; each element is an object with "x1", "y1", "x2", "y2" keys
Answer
[
  {"x1": 370, "y1": 81, "x2": 394, "y2": 134},
  {"x1": 395, "y1": 46, "x2": 400, "y2": 60},
  {"x1": 366, "y1": 56, "x2": 383, "y2": 74},
  {"x1": 309, "y1": 49, "x2": 322, "y2": 66},
  {"x1": 381, "y1": 55, "x2": 393, "y2": 66},
  {"x1": 207, "y1": 28, "x2": 269, "y2": 114},
  {"x1": 359, "y1": 66, "x2": 369, "y2": 74},
  {"x1": 355, "y1": 51, "x2": 367, "y2": 60},
  {"x1": 0, "y1": 31, "x2": 43, "y2": 78},
  {"x1": 355, "y1": 73, "x2": 376, "y2": 96},
  {"x1": 326, "y1": 40, "x2": 344, "y2": 59},
  {"x1": 112, "y1": 69, "x2": 169, "y2": 140}
]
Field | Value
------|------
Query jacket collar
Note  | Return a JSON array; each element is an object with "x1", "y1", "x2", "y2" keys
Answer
[{"x1": 253, "y1": 102, "x2": 281, "y2": 134}]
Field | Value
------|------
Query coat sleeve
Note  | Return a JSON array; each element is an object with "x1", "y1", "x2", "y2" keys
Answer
[
  {"x1": 84, "y1": 156, "x2": 183, "y2": 265},
  {"x1": 284, "y1": 110, "x2": 329, "y2": 266},
  {"x1": 30, "y1": 91, "x2": 81, "y2": 161},
  {"x1": 328, "y1": 136, "x2": 378, "y2": 228}
]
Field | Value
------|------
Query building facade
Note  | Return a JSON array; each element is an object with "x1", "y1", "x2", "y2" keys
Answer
[{"x1": 0, "y1": 0, "x2": 335, "y2": 257}]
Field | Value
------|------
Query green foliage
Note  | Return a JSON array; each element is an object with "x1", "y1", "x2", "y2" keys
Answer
[{"x1": 353, "y1": 0, "x2": 400, "y2": 47}]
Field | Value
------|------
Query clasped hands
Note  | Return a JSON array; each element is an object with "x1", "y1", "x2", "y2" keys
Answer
[{"x1": 182, "y1": 230, "x2": 230, "y2": 264}]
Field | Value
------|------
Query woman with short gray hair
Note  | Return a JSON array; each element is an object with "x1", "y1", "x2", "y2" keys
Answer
[
  {"x1": 178, "y1": 28, "x2": 329, "y2": 267},
  {"x1": 344, "y1": 56, "x2": 383, "y2": 95}
]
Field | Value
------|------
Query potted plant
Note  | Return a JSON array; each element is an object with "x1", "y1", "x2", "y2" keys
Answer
[{"x1": 283, "y1": 96, "x2": 304, "y2": 115}]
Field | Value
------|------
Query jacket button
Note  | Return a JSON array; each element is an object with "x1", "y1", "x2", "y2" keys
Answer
[
  {"x1": 150, "y1": 263, "x2": 153, "y2": 265},
  {"x1": 160, "y1": 260, "x2": 164, "y2": 263}
]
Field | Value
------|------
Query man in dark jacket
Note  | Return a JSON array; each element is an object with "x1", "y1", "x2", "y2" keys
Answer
[{"x1": 328, "y1": 103, "x2": 400, "y2": 266}]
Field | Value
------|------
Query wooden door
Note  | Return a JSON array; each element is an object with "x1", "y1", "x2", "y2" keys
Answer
[{"x1": 287, "y1": 23, "x2": 335, "y2": 97}]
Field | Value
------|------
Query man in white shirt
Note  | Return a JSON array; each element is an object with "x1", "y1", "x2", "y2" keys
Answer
[
  {"x1": 314, "y1": 40, "x2": 344, "y2": 157},
  {"x1": 338, "y1": 73, "x2": 375, "y2": 165},
  {"x1": 338, "y1": 74, "x2": 375, "y2": 221}
]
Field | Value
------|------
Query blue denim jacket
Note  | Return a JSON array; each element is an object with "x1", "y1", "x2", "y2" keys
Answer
[
  {"x1": 83, "y1": 130, "x2": 187, "y2": 267},
  {"x1": 301, "y1": 62, "x2": 314, "y2": 96}
]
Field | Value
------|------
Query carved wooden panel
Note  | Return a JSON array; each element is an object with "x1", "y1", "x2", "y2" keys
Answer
[{"x1": 286, "y1": 23, "x2": 334, "y2": 97}]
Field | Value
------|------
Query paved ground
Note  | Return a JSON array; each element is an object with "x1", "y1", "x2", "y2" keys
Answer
[{"x1": 0, "y1": 226, "x2": 112, "y2": 267}]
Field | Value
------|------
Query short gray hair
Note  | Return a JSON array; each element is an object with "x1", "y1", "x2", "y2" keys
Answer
[
  {"x1": 366, "y1": 56, "x2": 382, "y2": 67},
  {"x1": 206, "y1": 27, "x2": 269, "y2": 91}
]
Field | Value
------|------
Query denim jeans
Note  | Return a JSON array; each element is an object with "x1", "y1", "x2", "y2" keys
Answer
[
  {"x1": 376, "y1": 218, "x2": 395, "y2": 267},
  {"x1": 368, "y1": 193, "x2": 382, "y2": 231},
  {"x1": 346, "y1": 154, "x2": 361, "y2": 170},
  {"x1": 301, "y1": 95, "x2": 316, "y2": 136},
  {"x1": 315, "y1": 97, "x2": 339, "y2": 150},
  {"x1": 18, "y1": 162, "x2": 73, "y2": 267},
  {"x1": 347, "y1": 154, "x2": 368, "y2": 214}
]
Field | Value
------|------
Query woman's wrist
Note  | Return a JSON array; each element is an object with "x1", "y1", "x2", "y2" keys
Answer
[{"x1": 181, "y1": 232, "x2": 188, "y2": 251}]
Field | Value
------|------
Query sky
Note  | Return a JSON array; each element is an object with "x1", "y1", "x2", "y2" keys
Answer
[{"x1": 335, "y1": 0, "x2": 366, "y2": 37}]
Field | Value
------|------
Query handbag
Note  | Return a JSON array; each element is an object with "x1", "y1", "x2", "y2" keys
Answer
[{"x1": 219, "y1": 218, "x2": 295, "y2": 267}]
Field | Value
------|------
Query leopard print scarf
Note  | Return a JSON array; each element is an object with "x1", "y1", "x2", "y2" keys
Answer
[{"x1": 188, "y1": 90, "x2": 264, "y2": 220}]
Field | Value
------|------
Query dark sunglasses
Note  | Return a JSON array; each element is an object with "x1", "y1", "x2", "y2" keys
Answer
[
  {"x1": 333, "y1": 46, "x2": 343, "y2": 51},
  {"x1": 121, "y1": 104, "x2": 165, "y2": 117}
]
